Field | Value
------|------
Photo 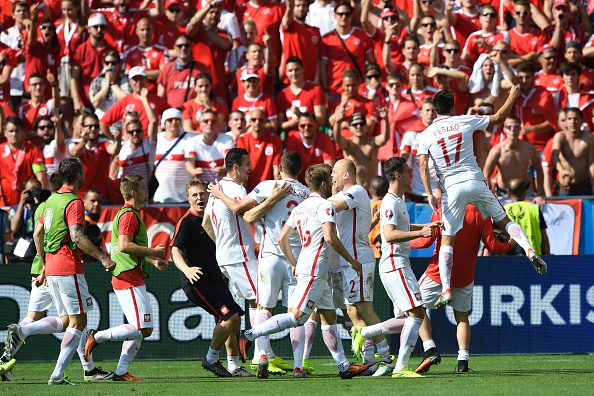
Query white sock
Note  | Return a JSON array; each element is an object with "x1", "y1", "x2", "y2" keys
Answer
[
  {"x1": 18, "y1": 317, "x2": 34, "y2": 326},
  {"x1": 115, "y1": 339, "x2": 142, "y2": 375},
  {"x1": 290, "y1": 326, "x2": 305, "y2": 370},
  {"x1": 303, "y1": 318, "x2": 317, "y2": 359},
  {"x1": 255, "y1": 309, "x2": 272, "y2": 358},
  {"x1": 361, "y1": 317, "x2": 405, "y2": 338},
  {"x1": 50, "y1": 327, "x2": 80, "y2": 380},
  {"x1": 78, "y1": 326, "x2": 94, "y2": 371},
  {"x1": 206, "y1": 347, "x2": 220, "y2": 364},
  {"x1": 21, "y1": 316, "x2": 63, "y2": 338},
  {"x1": 94, "y1": 324, "x2": 143, "y2": 343},
  {"x1": 438, "y1": 245, "x2": 454, "y2": 293},
  {"x1": 376, "y1": 339, "x2": 390, "y2": 361},
  {"x1": 321, "y1": 324, "x2": 349, "y2": 370},
  {"x1": 363, "y1": 338, "x2": 376, "y2": 364},
  {"x1": 506, "y1": 221, "x2": 533, "y2": 253},
  {"x1": 247, "y1": 312, "x2": 297, "y2": 340},
  {"x1": 458, "y1": 349, "x2": 469, "y2": 361},
  {"x1": 227, "y1": 356, "x2": 240, "y2": 372},
  {"x1": 423, "y1": 340, "x2": 437, "y2": 352},
  {"x1": 395, "y1": 317, "x2": 423, "y2": 372},
  {"x1": 249, "y1": 308, "x2": 257, "y2": 328}
]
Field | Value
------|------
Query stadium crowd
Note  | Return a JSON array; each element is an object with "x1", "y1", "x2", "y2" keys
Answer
[{"x1": 0, "y1": 0, "x2": 587, "y2": 385}]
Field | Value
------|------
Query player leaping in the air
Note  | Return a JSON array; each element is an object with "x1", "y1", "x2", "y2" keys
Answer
[{"x1": 417, "y1": 86, "x2": 547, "y2": 308}]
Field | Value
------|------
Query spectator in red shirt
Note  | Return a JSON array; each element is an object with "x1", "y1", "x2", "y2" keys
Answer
[
  {"x1": 329, "y1": 69, "x2": 378, "y2": 135},
  {"x1": 434, "y1": 39, "x2": 472, "y2": 115},
  {"x1": 0, "y1": 40, "x2": 16, "y2": 118},
  {"x1": 70, "y1": 12, "x2": 117, "y2": 110},
  {"x1": 241, "y1": 0, "x2": 284, "y2": 69},
  {"x1": 360, "y1": 62, "x2": 390, "y2": 110},
  {"x1": 235, "y1": 39, "x2": 274, "y2": 98},
  {"x1": 320, "y1": 1, "x2": 375, "y2": 98},
  {"x1": 276, "y1": 56, "x2": 326, "y2": 135},
  {"x1": 157, "y1": 34, "x2": 206, "y2": 109},
  {"x1": 404, "y1": 63, "x2": 438, "y2": 108},
  {"x1": 54, "y1": 0, "x2": 86, "y2": 99},
  {"x1": 384, "y1": 35, "x2": 420, "y2": 78},
  {"x1": 507, "y1": 0, "x2": 547, "y2": 67},
  {"x1": 564, "y1": 41, "x2": 594, "y2": 89},
  {"x1": 24, "y1": 16, "x2": 61, "y2": 102},
  {"x1": 555, "y1": 62, "x2": 594, "y2": 132},
  {"x1": 69, "y1": 113, "x2": 122, "y2": 201},
  {"x1": 186, "y1": 0, "x2": 231, "y2": 100},
  {"x1": 513, "y1": 62, "x2": 558, "y2": 152},
  {"x1": 181, "y1": 72, "x2": 228, "y2": 133},
  {"x1": 416, "y1": 15, "x2": 442, "y2": 67},
  {"x1": 124, "y1": 17, "x2": 169, "y2": 94},
  {"x1": 461, "y1": 5, "x2": 510, "y2": 67},
  {"x1": 101, "y1": 66, "x2": 170, "y2": 137},
  {"x1": 445, "y1": 0, "x2": 482, "y2": 48},
  {"x1": 153, "y1": 0, "x2": 186, "y2": 54},
  {"x1": 0, "y1": 116, "x2": 48, "y2": 206},
  {"x1": 534, "y1": 45, "x2": 564, "y2": 93},
  {"x1": 544, "y1": 0, "x2": 587, "y2": 57},
  {"x1": 17, "y1": 72, "x2": 60, "y2": 136},
  {"x1": 98, "y1": 0, "x2": 162, "y2": 56},
  {"x1": 226, "y1": 109, "x2": 246, "y2": 143},
  {"x1": 236, "y1": 108, "x2": 282, "y2": 191},
  {"x1": 231, "y1": 68, "x2": 278, "y2": 131},
  {"x1": 279, "y1": 0, "x2": 321, "y2": 85},
  {"x1": 285, "y1": 112, "x2": 335, "y2": 183}
]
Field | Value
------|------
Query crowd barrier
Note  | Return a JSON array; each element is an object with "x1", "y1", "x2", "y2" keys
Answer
[{"x1": 1, "y1": 254, "x2": 592, "y2": 362}]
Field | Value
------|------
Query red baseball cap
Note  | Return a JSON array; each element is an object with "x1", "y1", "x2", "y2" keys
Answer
[
  {"x1": 165, "y1": 0, "x2": 184, "y2": 10},
  {"x1": 380, "y1": 8, "x2": 398, "y2": 19},
  {"x1": 553, "y1": 0, "x2": 570, "y2": 9}
]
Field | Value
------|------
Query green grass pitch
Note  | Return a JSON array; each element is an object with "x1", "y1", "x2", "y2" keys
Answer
[{"x1": 3, "y1": 355, "x2": 594, "y2": 395}]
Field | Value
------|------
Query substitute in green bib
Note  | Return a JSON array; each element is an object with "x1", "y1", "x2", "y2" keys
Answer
[{"x1": 84, "y1": 174, "x2": 167, "y2": 382}]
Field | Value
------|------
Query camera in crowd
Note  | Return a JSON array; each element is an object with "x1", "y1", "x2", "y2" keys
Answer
[{"x1": 24, "y1": 187, "x2": 51, "y2": 206}]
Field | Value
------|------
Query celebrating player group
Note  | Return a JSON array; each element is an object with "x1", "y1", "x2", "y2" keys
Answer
[{"x1": 1, "y1": 88, "x2": 547, "y2": 384}]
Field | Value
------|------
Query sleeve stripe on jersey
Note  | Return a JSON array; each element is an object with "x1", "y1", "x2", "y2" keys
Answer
[{"x1": 235, "y1": 214, "x2": 249, "y2": 262}]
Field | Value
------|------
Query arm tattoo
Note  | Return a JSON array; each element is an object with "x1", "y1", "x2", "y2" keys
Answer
[{"x1": 69, "y1": 224, "x2": 86, "y2": 245}]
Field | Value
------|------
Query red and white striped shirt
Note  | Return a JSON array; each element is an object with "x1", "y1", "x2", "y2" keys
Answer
[
  {"x1": 187, "y1": 133, "x2": 235, "y2": 183},
  {"x1": 117, "y1": 138, "x2": 154, "y2": 183},
  {"x1": 153, "y1": 132, "x2": 192, "y2": 203}
]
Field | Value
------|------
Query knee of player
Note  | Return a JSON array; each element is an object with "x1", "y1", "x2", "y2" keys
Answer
[
  {"x1": 224, "y1": 313, "x2": 241, "y2": 330},
  {"x1": 141, "y1": 327, "x2": 153, "y2": 338}
]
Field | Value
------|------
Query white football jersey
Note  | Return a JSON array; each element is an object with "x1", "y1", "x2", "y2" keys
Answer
[
  {"x1": 334, "y1": 184, "x2": 375, "y2": 267},
  {"x1": 248, "y1": 178, "x2": 310, "y2": 257},
  {"x1": 187, "y1": 133, "x2": 235, "y2": 183},
  {"x1": 285, "y1": 193, "x2": 336, "y2": 277},
  {"x1": 379, "y1": 190, "x2": 411, "y2": 274},
  {"x1": 400, "y1": 130, "x2": 439, "y2": 196},
  {"x1": 42, "y1": 139, "x2": 68, "y2": 176},
  {"x1": 153, "y1": 132, "x2": 193, "y2": 203},
  {"x1": 416, "y1": 115, "x2": 489, "y2": 190},
  {"x1": 327, "y1": 192, "x2": 343, "y2": 274},
  {"x1": 206, "y1": 177, "x2": 256, "y2": 265}
]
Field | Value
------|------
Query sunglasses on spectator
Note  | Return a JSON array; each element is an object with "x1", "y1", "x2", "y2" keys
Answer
[
  {"x1": 38, "y1": 124, "x2": 54, "y2": 130},
  {"x1": 387, "y1": 82, "x2": 402, "y2": 87},
  {"x1": 444, "y1": 48, "x2": 460, "y2": 54},
  {"x1": 201, "y1": 118, "x2": 217, "y2": 123},
  {"x1": 125, "y1": 111, "x2": 139, "y2": 116},
  {"x1": 176, "y1": 43, "x2": 191, "y2": 49},
  {"x1": 40, "y1": 25, "x2": 55, "y2": 30},
  {"x1": 504, "y1": 125, "x2": 521, "y2": 131},
  {"x1": 493, "y1": 49, "x2": 508, "y2": 54},
  {"x1": 105, "y1": 60, "x2": 118, "y2": 66},
  {"x1": 85, "y1": 123, "x2": 100, "y2": 129},
  {"x1": 167, "y1": 118, "x2": 181, "y2": 124},
  {"x1": 482, "y1": 12, "x2": 496, "y2": 18},
  {"x1": 515, "y1": 11, "x2": 529, "y2": 16},
  {"x1": 421, "y1": 0, "x2": 434, "y2": 4},
  {"x1": 168, "y1": 7, "x2": 182, "y2": 12},
  {"x1": 336, "y1": 11, "x2": 352, "y2": 17},
  {"x1": 383, "y1": 15, "x2": 398, "y2": 21},
  {"x1": 299, "y1": 123, "x2": 314, "y2": 128},
  {"x1": 351, "y1": 122, "x2": 365, "y2": 128},
  {"x1": 92, "y1": 25, "x2": 106, "y2": 29},
  {"x1": 421, "y1": 22, "x2": 437, "y2": 28},
  {"x1": 366, "y1": 74, "x2": 380, "y2": 80},
  {"x1": 127, "y1": 128, "x2": 143, "y2": 134}
]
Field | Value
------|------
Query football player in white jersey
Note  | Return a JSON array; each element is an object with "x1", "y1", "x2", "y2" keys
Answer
[
  {"x1": 351, "y1": 157, "x2": 442, "y2": 378},
  {"x1": 417, "y1": 87, "x2": 547, "y2": 308},
  {"x1": 330, "y1": 159, "x2": 393, "y2": 376},
  {"x1": 208, "y1": 151, "x2": 308, "y2": 376},
  {"x1": 240, "y1": 164, "x2": 371, "y2": 380}
]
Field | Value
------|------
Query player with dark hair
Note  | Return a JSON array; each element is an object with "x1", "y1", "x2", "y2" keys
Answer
[
  {"x1": 84, "y1": 175, "x2": 168, "y2": 382},
  {"x1": 418, "y1": 87, "x2": 547, "y2": 309},
  {"x1": 170, "y1": 178, "x2": 253, "y2": 377}
]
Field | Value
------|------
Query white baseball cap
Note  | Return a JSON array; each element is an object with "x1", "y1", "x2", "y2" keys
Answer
[
  {"x1": 161, "y1": 108, "x2": 183, "y2": 128},
  {"x1": 88, "y1": 12, "x2": 107, "y2": 27},
  {"x1": 129, "y1": 66, "x2": 147, "y2": 79}
]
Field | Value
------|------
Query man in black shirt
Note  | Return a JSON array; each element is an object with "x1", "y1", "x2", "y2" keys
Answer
[{"x1": 170, "y1": 178, "x2": 253, "y2": 378}]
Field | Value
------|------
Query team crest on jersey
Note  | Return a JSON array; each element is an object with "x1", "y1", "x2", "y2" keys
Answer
[
  {"x1": 314, "y1": 148, "x2": 321, "y2": 157},
  {"x1": 43, "y1": 208, "x2": 53, "y2": 233},
  {"x1": 144, "y1": 314, "x2": 151, "y2": 322},
  {"x1": 311, "y1": 36, "x2": 318, "y2": 44},
  {"x1": 384, "y1": 209, "x2": 393, "y2": 219},
  {"x1": 326, "y1": 207, "x2": 334, "y2": 216},
  {"x1": 353, "y1": 38, "x2": 360, "y2": 46},
  {"x1": 86, "y1": 298, "x2": 93, "y2": 307},
  {"x1": 415, "y1": 292, "x2": 422, "y2": 301},
  {"x1": 39, "y1": 107, "x2": 48, "y2": 116},
  {"x1": 264, "y1": 146, "x2": 274, "y2": 156},
  {"x1": 306, "y1": 300, "x2": 314, "y2": 309},
  {"x1": 220, "y1": 305, "x2": 230, "y2": 315}
]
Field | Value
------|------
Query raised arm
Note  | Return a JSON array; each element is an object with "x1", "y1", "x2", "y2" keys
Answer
[{"x1": 488, "y1": 84, "x2": 521, "y2": 127}]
